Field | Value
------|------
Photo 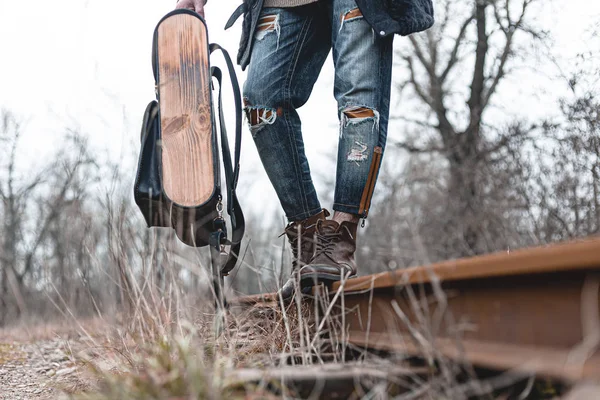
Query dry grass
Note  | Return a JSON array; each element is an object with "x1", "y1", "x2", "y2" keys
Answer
[
  {"x1": 2, "y1": 271, "x2": 569, "y2": 399},
  {"x1": 55, "y1": 278, "x2": 417, "y2": 399},
  {"x1": 32, "y1": 271, "x2": 563, "y2": 400},
  {"x1": 21, "y1": 228, "x2": 566, "y2": 400},
  {"x1": 57, "y1": 281, "x2": 510, "y2": 399},
  {"x1": 15, "y1": 268, "x2": 572, "y2": 400}
]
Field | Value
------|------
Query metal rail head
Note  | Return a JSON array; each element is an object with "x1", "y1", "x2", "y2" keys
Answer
[{"x1": 231, "y1": 237, "x2": 600, "y2": 383}]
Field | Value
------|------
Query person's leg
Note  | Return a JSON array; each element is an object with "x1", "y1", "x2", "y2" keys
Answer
[
  {"x1": 291, "y1": 0, "x2": 393, "y2": 290},
  {"x1": 330, "y1": 0, "x2": 394, "y2": 225},
  {"x1": 243, "y1": 4, "x2": 332, "y2": 222}
]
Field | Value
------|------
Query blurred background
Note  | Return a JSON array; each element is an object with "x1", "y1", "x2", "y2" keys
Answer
[{"x1": 0, "y1": 0, "x2": 598, "y2": 325}]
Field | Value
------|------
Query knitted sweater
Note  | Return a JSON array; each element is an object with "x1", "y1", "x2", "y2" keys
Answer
[{"x1": 263, "y1": 0, "x2": 318, "y2": 7}]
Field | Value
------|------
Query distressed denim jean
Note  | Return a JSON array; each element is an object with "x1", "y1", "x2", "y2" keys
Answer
[{"x1": 243, "y1": 0, "x2": 393, "y2": 222}]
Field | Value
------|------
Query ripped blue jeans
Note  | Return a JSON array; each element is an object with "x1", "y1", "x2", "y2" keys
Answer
[{"x1": 243, "y1": 0, "x2": 393, "y2": 222}]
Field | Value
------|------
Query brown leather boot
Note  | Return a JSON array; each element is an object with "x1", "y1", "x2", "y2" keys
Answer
[
  {"x1": 279, "y1": 210, "x2": 330, "y2": 299},
  {"x1": 293, "y1": 219, "x2": 358, "y2": 294}
]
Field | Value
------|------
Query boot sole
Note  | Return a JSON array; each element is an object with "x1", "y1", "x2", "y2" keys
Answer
[
  {"x1": 280, "y1": 267, "x2": 355, "y2": 301},
  {"x1": 298, "y1": 271, "x2": 355, "y2": 293}
]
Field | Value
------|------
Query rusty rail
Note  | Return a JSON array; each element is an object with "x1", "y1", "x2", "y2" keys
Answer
[{"x1": 232, "y1": 237, "x2": 600, "y2": 383}]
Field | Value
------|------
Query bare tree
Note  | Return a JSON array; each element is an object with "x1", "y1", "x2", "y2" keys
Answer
[
  {"x1": 392, "y1": 0, "x2": 546, "y2": 256},
  {"x1": 528, "y1": 48, "x2": 600, "y2": 242},
  {"x1": 0, "y1": 111, "x2": 96, "y2": 324}
]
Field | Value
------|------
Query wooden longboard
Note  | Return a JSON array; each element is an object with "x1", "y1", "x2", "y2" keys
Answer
[{"x1": 156, "y1": 14, "x2": 214, "y2": 207}]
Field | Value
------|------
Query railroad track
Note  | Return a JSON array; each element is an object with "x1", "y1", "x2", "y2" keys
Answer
[{"x1": 232, "y1": 237, "x2": 600, "y2": 388}]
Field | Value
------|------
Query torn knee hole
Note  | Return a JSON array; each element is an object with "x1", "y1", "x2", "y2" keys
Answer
[
  {"x1": 340, "y1": 8, "x2": 363, "y2": 29},
  {"x1": 246, "y1": 108, "x2": 276, "y2": 126},
  {"x1": 257, "y1": 15, "x2": 278, "y2": 32},
  {"x1": 343, "y1": 106, "x2": 375, "y2": 119},
  {"x1": 340, "y1": 106, "x2": 380, "y2": 137},
  {"x1": 342, "y1": 8, "x2": 363, "y2": 22},
  {"x1": 256, "y1": 14, "x2": 280, "y2": 40},
  {"x1": 244, "y1": 106, "x2": 283, "y2": 132}
]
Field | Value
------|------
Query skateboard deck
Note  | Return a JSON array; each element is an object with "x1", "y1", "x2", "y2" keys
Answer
[{"x1": 155, "y1": 13, "x2": 214, "y2": 207}]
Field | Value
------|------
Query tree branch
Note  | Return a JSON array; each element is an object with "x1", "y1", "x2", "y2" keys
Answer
[
  {"x1": 16, "y1": 172, "x2": 46, "y2": 200},
  {"x1": 405, "y1": 54, "x2": 456, "y2": 142},
  {"x1": 467, "y1": 0, "x2": 489, "y2": 132},
  {"x1": 390, "y1": 115, "x2": 439, "y2": 130},
  {"x1": 20, "y1": 156, "x2": 88, "y2": 281},
  {"x1": 441, "y1": 15, "x2": 475, "y2": 82},
  {"x1": 396, "y1": 141, "x2": 445, "y2": 154},
  {"x1": 409, "y1": 36, "x2": 437, "y2": 80},
  {"x1": 483, "y1": 0, "x2": 532, "y2": 109},
  {"x1": 404, "y1": 56, "x2": 435, "y2": 108},
  {"x1": 481, "y1": 122, "x2": 537, "y2": 158}
]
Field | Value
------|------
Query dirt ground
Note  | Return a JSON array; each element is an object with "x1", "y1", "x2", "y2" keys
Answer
[{"x1": 0, "y1": 320, "x2": 104, "y2": 400}]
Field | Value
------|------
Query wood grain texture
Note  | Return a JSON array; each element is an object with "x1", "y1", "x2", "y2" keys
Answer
[{"x1": 157, "y1": 14, "x2": 214, "y2": 206}]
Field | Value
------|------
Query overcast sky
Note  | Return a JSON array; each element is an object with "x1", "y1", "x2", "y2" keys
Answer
[{"x1": 0, "y1": 0, "x2": 598, "y2": 218}]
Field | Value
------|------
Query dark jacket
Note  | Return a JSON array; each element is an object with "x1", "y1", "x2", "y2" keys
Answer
[{"x1": 225, "y1": 0, "x2": 434, "y2": 70}]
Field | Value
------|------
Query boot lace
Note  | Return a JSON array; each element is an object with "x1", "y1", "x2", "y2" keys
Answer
[{"x1": 313, "y1": 230, "x2": 342, "y2": 260}]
